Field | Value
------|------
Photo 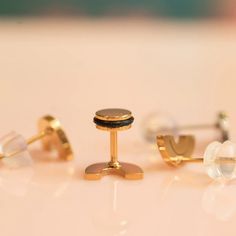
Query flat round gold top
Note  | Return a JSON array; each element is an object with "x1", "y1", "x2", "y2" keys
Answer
[{"x1": 95, "y1": 108, "x2": 132, "y2": 121}]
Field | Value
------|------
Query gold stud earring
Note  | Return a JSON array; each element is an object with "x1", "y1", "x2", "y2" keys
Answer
[
  {"x1": 85, "y1": 108, "x2": 143, "y2": 180},
  {"x1": 143, "y1": 111, "x2": 229, "y2": 143},
  {"x1": 157, "y1": 135, "x2": 236, "y2": 181},
  {"x1": 0, "y1": 115, "x2": 73, "y2": 168}
]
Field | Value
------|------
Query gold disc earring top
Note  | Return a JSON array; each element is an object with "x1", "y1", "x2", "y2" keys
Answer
[
  {"x1": 95, "y1": 108, "x2": 132, "y2": 121},
  {"x1": 94, "y1": 108, "x2": 134, "y2": 131}
]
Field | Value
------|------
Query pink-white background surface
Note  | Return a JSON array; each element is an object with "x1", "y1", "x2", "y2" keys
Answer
[{"x1": 0, "y1": 18, "x2": 236, "y2": 236}]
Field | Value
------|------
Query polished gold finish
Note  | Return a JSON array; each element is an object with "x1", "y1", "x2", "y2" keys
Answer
[
  {"x1": 157, "y1": 135, "x2": 195, "y2": 166},
  {"x1": 95, "y1": 108, "x2": 132, "y2": 121},
  {"x1": 168, "y1": 156, "x2": 203, "y2": 164},
  {"x1": 109, "y1": 131, "x2": 119, "y2": 167},
  {"x1": 176, "y1": 156, "x2": 236, "y2": 164},
  {"x1": 0, "y1": 115, "x2": 73, "y2": 161},
  {"x1": 85, "y1": 108, "x2": 143, "y2": 180}
]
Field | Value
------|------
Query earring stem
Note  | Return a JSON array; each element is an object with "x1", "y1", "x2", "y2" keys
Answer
[
  {"x1": 109, "y1": 130, "x2": 120, "y2": 168},
  {"x1": 169, "y1": 156, "x2": 203, "y2": 163},
  {"x1": 2, "y1": 131, "x2": 49, "y2": 159},
  {"x1": 27, "y1": 131, "x2": 47, "y2": 145},
  {"x1": 181, "y1": 157, "x2": 203, "y2": 162}
]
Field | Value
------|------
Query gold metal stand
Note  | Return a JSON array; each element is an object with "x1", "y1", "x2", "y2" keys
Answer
[{"x1": 85, "y1": 108, "x2": 143, "y2": 180}]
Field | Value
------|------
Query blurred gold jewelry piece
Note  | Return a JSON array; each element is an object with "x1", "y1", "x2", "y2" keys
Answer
[
  {"x1": 0, "y1": 115, "x2": 73, "y2": 168},
  {"x1": 157, "y1": 135, "x2": 236, "y2": 181}
]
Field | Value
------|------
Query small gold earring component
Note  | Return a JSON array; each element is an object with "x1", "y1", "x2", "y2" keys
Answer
[
  {"x1": 143, "y1": 111, "x2": 229, "y2": 143},
  {"x1": 0, "y1": 115, "x2": 73, "y2": 168},
  {"x1": 157, "y1": 135, "x2": 236, "y2": 181},
  {"x1": 85, "y1": 108, "x2": 143, "y2": 180}
]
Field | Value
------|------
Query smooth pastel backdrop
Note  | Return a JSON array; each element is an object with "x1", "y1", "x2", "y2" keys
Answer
[{"x1": 0, "y1": 18, "x2": 236, "y2": 236}]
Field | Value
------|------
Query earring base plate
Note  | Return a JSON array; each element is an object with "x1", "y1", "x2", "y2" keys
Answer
[{"x1": 85, "y1": 162, "x2": 143, "y2": 180}]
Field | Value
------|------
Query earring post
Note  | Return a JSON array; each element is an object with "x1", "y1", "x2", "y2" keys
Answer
[
  {"x1": 109, "y1": 131, "x2": 120, "y2": 168},
  {"x1": 180, "y1": 157, "x2": 203, "y2": 162},
  {"x1": 170, "y1": 156, "x2": 236, "y2": 164},
  {"x1": 27, "y1": 131, "x2": 47, "y2": 145},
  {"x1": 169, "y1": 156, "x2": 203, "y2": 163},
  {"x1": 2, "y1": 130, "x2": 50, "y2": 159}
]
